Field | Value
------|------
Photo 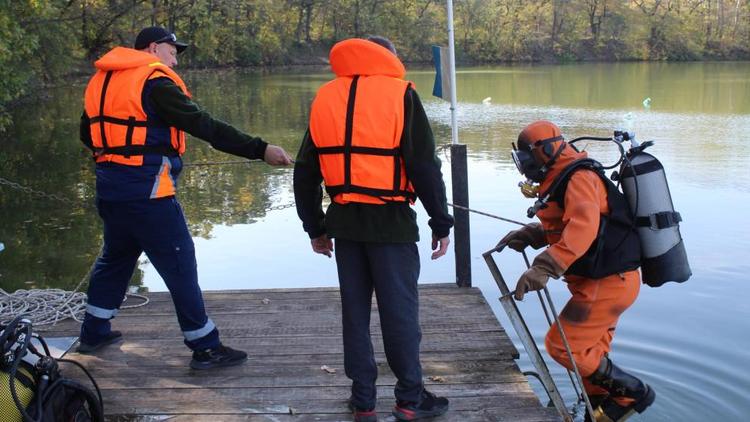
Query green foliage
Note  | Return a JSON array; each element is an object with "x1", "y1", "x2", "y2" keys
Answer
[
  {"x1": 0, "y1": 1, "x2": 39, "y2": 132},
  {"x1": 1, "y1": 0, "x2": 749, "y2": 132}
]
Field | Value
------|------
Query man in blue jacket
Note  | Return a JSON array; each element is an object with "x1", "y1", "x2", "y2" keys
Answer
[{"x1": 78, "y1": 27, "x2": 292, "y2": 369}]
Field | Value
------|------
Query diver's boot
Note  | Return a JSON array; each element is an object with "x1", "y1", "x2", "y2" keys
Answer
[
  {"x1": 587, "y1": 357, "x2": 655, "y2": 422},
  {"x1": 583, "y1": 394, "x2": 608, "y2": 422}
]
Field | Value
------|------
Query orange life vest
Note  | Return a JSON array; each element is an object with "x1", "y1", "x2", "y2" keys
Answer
[
  {"x1": 309, "y1": 38, "x2": 415, "y2": 205},
  {"x1": 84, "y1": 47, "x2": 190, "y2": 166}
]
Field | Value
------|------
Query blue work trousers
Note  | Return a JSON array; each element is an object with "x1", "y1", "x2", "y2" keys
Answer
[
  {"x1": 80, "y1": 197, "x2": 220, "y2": 351},
  {"x1": 335, "y1": 238, "x2": 424, "y2": 409}
]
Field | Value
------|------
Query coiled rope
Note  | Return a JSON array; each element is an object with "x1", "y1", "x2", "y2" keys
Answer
[
  {"x1": 0, "y1": 258, "x2": 149, "y2": 327},
  {"x1": 0, "y1": 288, "x2": 87, "y2": 327},
  {"x1": 0, "y1": 289, "x2": 149, "y2": 327}
]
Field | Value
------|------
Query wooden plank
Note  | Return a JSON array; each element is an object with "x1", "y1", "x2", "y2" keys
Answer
[
  {"x1": 71, "y1": 350, "x2": 515, "y2": 370},
  {"x1": 110, "y1": 297, "x2": 491, "y2": 319},
  {"x1": 148, "y1": 285, "x2": 482, "y2": 298},
  {"x1": 93, "y1": 372, "x2": 530, "y2": 391},
  {"x1": 41, "y1": 318, "x2": 508, "y2": 338},
  {"x1": 96, "y1": 295, "x2": 491, "y2": 317},
  {"x1": 61, "y1": 309, "x2": 502, "y2": 329},
  {"x1": 72, "y1": 320, "x2": 510, "y2": 339},
  {"x1": 84, "y1": 360, "x2": 527, "y2": 389},
  {"x1": 67, "y1": 331, "x2": 516, "y2": 359},
  {"x1": 137, "y1": 283, "x2": 484, "y2": 303},
  {"x1": 100, "y1": 383, "x2": 543, "y2": 413},
  {"x1": 155, "y1": 408, "x2": 561, "y2": 422},
  {"x1": 134, "y1": 287, "x2": 488, "y2": 303},
  {"x1": 106, "y1": 405, "x2": 560, "y2": 422}
]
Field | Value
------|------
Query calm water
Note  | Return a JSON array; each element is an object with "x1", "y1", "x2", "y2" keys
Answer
[{"x1": 1, "y1": 62, "x2": 749, "y2": 421}]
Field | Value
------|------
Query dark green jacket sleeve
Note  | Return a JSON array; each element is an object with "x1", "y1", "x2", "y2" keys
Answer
[
  {"x1": 148, "y1": 78, "x2": 268, "y2": 160},
  {"x1": 402, "y1": 88, "x2": 454, "y2": 239},
  {"x1": 79, "y1": 112, "x2": 94, "y2": 152},
  {"x1": 293, "y1": 129, "x2": 326, "y2": 238}
]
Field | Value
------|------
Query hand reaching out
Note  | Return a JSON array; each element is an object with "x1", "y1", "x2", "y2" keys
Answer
[{"x1": 264, "y1": 145, "x2": 293, "y2": 166}]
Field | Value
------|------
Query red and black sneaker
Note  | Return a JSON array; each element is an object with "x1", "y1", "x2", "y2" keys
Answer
[
  {"x1": 347, "y1": 399, "x2": 377, "y2": 422},
  {"x1": 392, "y1": 390, "x2": 449, "y2": 421}
]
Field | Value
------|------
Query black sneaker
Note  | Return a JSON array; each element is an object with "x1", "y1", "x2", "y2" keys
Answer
[
  {"x1": 189, "y1": 344, "x2": 247, "y2": 370},
  {"x1": 392, "y1": 390, "x2": 449, "y2": 420},
  {"x1": 347, "y1": 398, "x2": 378, "y2": 422},
  {"x1": 77, "y1": 330, "x2": 123, "y2": 354}
]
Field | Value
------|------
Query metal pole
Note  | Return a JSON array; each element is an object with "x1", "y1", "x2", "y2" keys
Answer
[
  {"x1": 445, "y1": 0, "x2": 471, "y2": 286},
  {"x1": 446, "y1": 0, "x2": 458, "y2": 145}
]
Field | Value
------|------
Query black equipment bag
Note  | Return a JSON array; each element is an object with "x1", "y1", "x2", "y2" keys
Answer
[{"x1": 1, "y1": 316, "x2": 104, "y2": 422}]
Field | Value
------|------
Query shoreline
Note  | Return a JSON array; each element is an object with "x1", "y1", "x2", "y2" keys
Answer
[{"x1": 5, "y1": 58, "x2": 749, "y2": 124}]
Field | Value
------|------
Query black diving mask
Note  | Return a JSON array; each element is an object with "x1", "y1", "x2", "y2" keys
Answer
[
  {"x1": 511, "y1": 136, "x2": 567, "y2": 182},
  {"x1": 511, "y1": 143, "x2": 545, "y2": 182}
]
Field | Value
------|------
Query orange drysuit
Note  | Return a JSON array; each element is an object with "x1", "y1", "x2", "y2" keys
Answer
[{"x1": 535, "y1": 140, "x2": 641, "y2": 400}]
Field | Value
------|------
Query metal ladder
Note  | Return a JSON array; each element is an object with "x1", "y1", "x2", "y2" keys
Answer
[{"x1": 483, "y1": 243, "x2": 596, "y2": 422}]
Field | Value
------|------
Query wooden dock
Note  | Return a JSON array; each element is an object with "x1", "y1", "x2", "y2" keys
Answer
[{"x1": 43, "y1": 283, "x2": 561, "y2": 421}]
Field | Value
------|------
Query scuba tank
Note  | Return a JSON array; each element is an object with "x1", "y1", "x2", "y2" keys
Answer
[
  {"x1": 515, "y1": 128, "x2": 690, "y2": 287},
  {"x1": 614, "y1": 131, "x2": 692, "y2": 286},
  {"x1": 0, "y1": 317, "x2": 35, "y2": 421}
]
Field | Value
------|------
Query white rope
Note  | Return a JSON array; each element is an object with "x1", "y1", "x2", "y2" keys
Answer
[
  {"x1": 0, "y1": 288, "x2": 149, "y2": 328},
  {"x1": 0, "y1": 288, "x2": 88, "y2": 326},
  {"x1": 0, "y1": 259, "x2": 149, "y2": 327}
]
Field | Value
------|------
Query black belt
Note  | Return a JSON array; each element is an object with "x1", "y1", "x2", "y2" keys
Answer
[{"x1": 635, "y1": 211, "x2": 682, "y2": 229}]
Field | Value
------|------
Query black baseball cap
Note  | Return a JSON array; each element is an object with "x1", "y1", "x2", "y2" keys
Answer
[{"x1": 134, "y1": 27, "x2": 188, "y2": 54}]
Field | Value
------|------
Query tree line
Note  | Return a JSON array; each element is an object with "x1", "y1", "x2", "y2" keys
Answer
[{"x1": 1, "y1": 0, "x2": 748, "y2": 132}]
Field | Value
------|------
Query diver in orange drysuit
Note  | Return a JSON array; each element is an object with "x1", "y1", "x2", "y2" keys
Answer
[{"x1": 501, "y1": 120, "x2": 655, "y2": 422}]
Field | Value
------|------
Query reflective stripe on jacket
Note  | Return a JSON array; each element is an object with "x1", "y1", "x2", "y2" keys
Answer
[
  {"x1": 309, "y1": 38, "x2": 415, "y2": 205},
  {"x1": 84, "y1": 47, "x2": 190, "y2": 168}
]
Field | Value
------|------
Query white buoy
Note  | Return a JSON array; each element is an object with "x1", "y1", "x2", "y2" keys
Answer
[{"x1": 482, "y1": 97, "x2": 492, "y2": 105}]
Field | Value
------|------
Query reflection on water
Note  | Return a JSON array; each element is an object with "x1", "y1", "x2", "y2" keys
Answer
[{"x1": 1, "y1": 62, "x2": 749, "y2": 421}]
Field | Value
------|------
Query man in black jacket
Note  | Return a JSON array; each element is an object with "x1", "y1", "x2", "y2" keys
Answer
[{"x1": 294, "y1": 36, "x2": 454, "y2": 421}]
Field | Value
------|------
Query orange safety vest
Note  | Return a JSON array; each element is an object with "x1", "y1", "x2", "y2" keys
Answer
[
  {"x1": 84, "y1": 47, "x2": 190, "y2": 167},
  {"x1": 309, "y1": 39, "x2": 416, "y2": 205}
]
